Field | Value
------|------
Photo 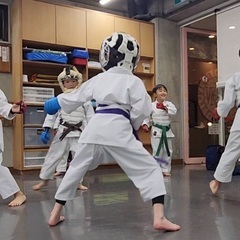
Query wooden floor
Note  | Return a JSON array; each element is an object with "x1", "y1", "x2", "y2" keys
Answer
[{"x1": 1, "y1": 164, "x2": 240, "y2": 240}]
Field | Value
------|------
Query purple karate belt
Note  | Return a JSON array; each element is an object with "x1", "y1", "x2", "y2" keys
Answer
[{"x1": 95, "y1": 107, "x2": 139, "y2": 140}]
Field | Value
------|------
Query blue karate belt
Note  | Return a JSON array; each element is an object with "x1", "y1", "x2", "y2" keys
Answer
[
  {"x1": 152, "y1": 122, "x2": 170, "y2": 156},
  {"x1": 96, "y1": 106, "x2": 139, "y2": 140}
]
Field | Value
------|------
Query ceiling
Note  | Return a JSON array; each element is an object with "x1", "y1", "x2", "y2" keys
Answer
[{"x1": 66, "y1": 0, "x2": 239, "y2": 32}]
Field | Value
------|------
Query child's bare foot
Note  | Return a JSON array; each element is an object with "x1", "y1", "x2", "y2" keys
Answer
[
  {"x1": 153, "y1": 216, "x2": 180, "y2": 231},
  {"x1": 77, "y1": 184, "x2": 88, "y2": 190},
  {"x1": 48, "y1": 203, "x2": 65, "y2": 227},
  {"x1": 32, "y1": 180, "x2": 49, "y2": 190},
  {"x1": 163, "y1": 172, "x2": 171, "y2": 177},
  {"x1": 8, "y1": 191, "x2": 26, "y2": 207},
  {"x1": 153, "y1": 203, "x2": 180, "y2": 231},
  {"x1": 209, "y1": 180, "x2": 220, "y2": 195},
  {"x1": 54, "y1": 172, "x2": 65, "y2": 177}
]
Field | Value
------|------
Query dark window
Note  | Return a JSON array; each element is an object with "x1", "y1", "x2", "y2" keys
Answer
[{"x1": 0, "y1": 4, "x2": 9, "y2": 42}]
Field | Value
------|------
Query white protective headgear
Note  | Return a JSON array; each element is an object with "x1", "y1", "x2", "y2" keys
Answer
[
  {"x1": 99, "y1": 32, "x2": 140, "y2": 72},
  {"x1": 57, "y1": 66, "x2": 83, "y2": 93}
]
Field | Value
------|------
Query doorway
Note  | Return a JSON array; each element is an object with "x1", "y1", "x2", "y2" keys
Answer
[{"x1": 181, "y1": 27, "x2": 218, "y2": 164}]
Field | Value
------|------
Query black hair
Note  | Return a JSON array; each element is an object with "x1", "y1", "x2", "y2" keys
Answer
[{"x1": 152, "y1": 84, "x2": 168, "y2": 94}]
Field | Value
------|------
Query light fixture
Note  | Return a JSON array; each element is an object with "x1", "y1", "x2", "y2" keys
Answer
[
  {"x1": 100, "y1": 0, "x2": 112, "y2": 5},
  {"x1": 207, "y1": 122, "x2": 212, "y2": 127},
  {"x1": 189, "y1": 47, "x2": 195, "y2": 51},
  {"x1": 208, "y1": 35, "x2": 215, "y2": 39},
  {"x1": 229, "y1": 26, "x2": 236, "y2": 29}
]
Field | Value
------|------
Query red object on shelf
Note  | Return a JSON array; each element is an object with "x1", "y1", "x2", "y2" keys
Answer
[{"x1": 71, "y1": 58, "x2": 87, "y2": 66}]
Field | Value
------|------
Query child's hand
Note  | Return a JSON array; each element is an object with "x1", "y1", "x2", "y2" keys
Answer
[
  {"x1": 156, "y1": 102, "x2": 168, "y2": 112},
  {"x1": 142, "y1": 124, "x2": 149, "y2": 132},
  {"x1": 11, "y1": 101, "x2": 27, "y2": 114},
  {"x1": 213, "y1": 108, "x2": 220, "y2": 121}
]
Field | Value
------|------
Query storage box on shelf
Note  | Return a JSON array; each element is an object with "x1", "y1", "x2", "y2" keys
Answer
[
  {"x1": 24, "y1": 149, "x2": 48, "y2": 168},
  {"x1": 24, "y1": 127, "x2": 54, "y2": 148},
  {"x1": 87, "y1": 50, "x2": 102, "y2": 79}
]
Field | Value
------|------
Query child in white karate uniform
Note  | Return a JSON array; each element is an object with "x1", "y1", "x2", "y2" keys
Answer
[
  {"x1": 0, "y1": 89, "x2": 26, "y2": 206},
  {"x1": 210, "y1": 72, "x2": 240, "y2": 195},
  {"x1": 142, "y1": 84, "x2": 177, "y2": 176},
  {"x1": 32, "y1": 66, "x2": 92, "y2": 191},
  {"x1": 44, "y1": 32, "x2": 180, "y2": 231}
]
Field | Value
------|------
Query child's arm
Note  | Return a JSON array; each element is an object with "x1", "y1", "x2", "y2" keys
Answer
[
  {"x1": 42, "y1": 113, "x2": 58, "y2": 129},
  {"x1": 0, "y1": 90, "x2": 26, "y2": 119},
  {"x1": 165, "y1": 101, "x2": 177, "y2": 115},
  {"x1": 217, "y1": 74, "x2": 237, "y2": 117}
]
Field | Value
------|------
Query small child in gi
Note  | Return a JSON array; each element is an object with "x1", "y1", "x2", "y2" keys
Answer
[{"x1": 142, "y1": 84, "x2": 177, "y2": 176}]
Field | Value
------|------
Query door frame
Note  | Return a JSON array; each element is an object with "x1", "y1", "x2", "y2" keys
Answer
[{"x1": 181, "y1": 26, "x2": 217, "y2": 164}]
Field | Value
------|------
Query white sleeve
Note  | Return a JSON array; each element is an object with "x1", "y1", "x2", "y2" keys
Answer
[
  {"x1": 0, "y1": 89, "x2": 14, "y2": 120},
  {"x1": 166, "y1": 101, "x2": 177, "y2": 115},
  {"x1": 129, "y1": 78, "x2": 152, "y2": 130},
  {"x1": 42, "y1": 113, "x2": 58, "y2": 128},
  {"x1": 217, "y1": 75, "x2": 237, "y2": 117},
  {"x1": 57, "y1": 80, "x2": 93, "y2": 114}
]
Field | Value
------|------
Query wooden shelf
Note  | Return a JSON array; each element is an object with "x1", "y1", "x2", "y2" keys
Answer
[
  {"x1": 23, "y1": 60, "x2": 86, "y2": 69},
  {"x1": 23, "y1": 81, "x2": 60, "y2": 87},
  {"x1": 134, "y1": 72, "x2": 154, "y2": 77},
  {"x1": 24, "y1": 146, "x2": 49, "y2": 150},
  {"x1": 23, "y1": 124, "x2": 42, "y2": 128}
]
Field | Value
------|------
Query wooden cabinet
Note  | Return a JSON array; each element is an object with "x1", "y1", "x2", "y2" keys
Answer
[
  {"x1": 56, "y1": 6, "x2": 87, "y2": 47},
  {"x1": 140, "y1": 23, "x2": 154, "y2": 58},
  {"x1": 114, "y1": 17, "x2": 140, "y2": 44},
  {"x1": 22, "y1": 0, "x2": 56, "y2": 44},
  {"x1": 86, "y1": 11, "x2": 114, "y2": 50}
]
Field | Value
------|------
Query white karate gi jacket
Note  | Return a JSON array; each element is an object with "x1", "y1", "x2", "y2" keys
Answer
[
  {"x1": 58, "y1": 67, "x2": 152, "y2": 149},
  {"x1": 142, "y1": 100, "x2": 177, "y2": 138}
]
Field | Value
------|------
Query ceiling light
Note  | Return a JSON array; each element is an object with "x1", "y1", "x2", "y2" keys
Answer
[
  {"x1": 208, "y1": 35, "x2": 215, "y2": 39},
  {"x1": 189, "y1": 47, "x2": 195, "y2": 51},
  {"x1": 229, "y1": 26, "x2": 236, "y2": 29},
  {"x1": 100, "y1": 0, "x2": 112, "y2": 5}
]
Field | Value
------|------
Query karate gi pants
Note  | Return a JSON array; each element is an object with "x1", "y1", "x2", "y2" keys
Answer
[{"x1": 55, "y1": 143, "x2": 166, "y2": 202}]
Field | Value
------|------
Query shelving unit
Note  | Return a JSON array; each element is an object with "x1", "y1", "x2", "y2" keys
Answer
[{"x1": 11, "y1": 0, "x2": 156, "y2": 170}]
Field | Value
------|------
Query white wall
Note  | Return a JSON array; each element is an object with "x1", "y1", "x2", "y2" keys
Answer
[{"x1": 217, "y1": 4, "x2": 240, "y2": 87}]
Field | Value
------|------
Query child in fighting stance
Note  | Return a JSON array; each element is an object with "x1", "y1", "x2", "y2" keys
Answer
[{"x1": 32, "y1": 66, "x2": 93, "y2": 191}]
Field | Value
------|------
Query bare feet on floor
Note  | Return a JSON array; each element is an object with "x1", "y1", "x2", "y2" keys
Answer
[
  {"x1": 153, "y1": 216, "x2": 180, "y2": 231},
  {"x1": 209, "y1": 180, "x2": 220, "y2": 195},
  {"x1": 48, "y1": 203, "x2": 65, "y2": 227},
  {"x1": 8, "y1": 191, "x2": 26, "y2": 207},
  {"x1": 163, "y1": 172, "x2": 171, "y2": 177},
  {"x1": 77, "y1": 184, "x2": 88, "y2": 190},
  {"x1": 32, "y1": 180, "x2": 49, "y2": 190}
]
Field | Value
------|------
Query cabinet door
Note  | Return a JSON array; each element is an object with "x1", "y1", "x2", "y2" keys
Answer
[
  {"x1": 140, "y1": 23, "x2": 154, "y2": 57},
  {"x1": 22, "y1": 0, "x2": 56, "y2": 43},
  {"x1": 87, "y1": 11, "x2": 114, "y2": 50},
  {"x1": 56, "y1": 6, "x2": 86, "y2": 47},
  {"x1": 114, "y1": 17, "x2": 140, "y2": 44}
]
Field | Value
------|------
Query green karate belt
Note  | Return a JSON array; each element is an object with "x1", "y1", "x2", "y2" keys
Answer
[{"x1": 152, "y1": 122, "x2": 170, "y2": 157}]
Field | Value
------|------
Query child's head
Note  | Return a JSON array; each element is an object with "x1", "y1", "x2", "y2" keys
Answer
[
  {"x1": 58, "y1": 66, "x2": 83, "y2": 92},
  {"x1": 99, "y1": 32, "x2": 140, "y2": 72},
  {"x1": 62, "y1": 78, "x2": 78, "y2": 89},
  {"x1": 152, "y1": 84, "x2": 168, "y2": 102}
]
